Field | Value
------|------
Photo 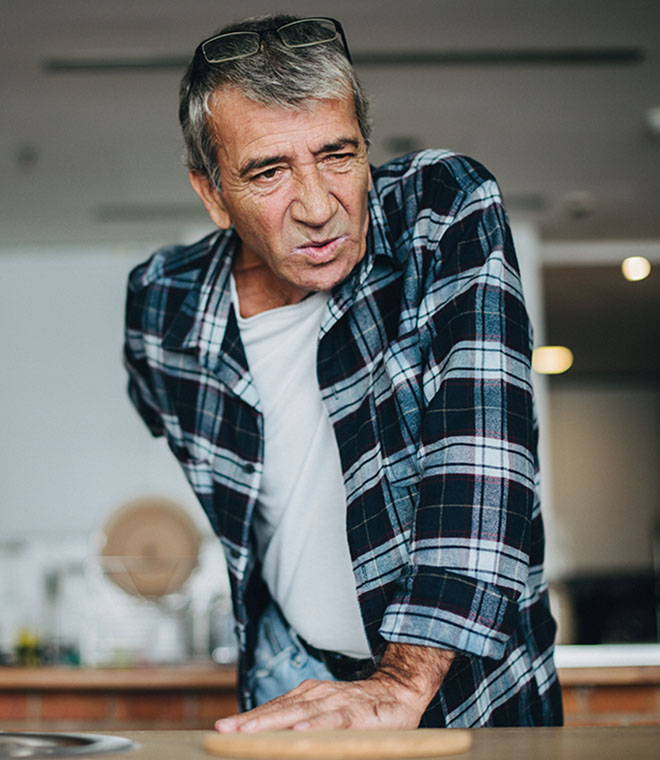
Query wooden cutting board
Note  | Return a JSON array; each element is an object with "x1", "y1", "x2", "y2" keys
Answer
[
  {"x1": 100, "y1": 497, "x2": 201, "y2": 597},
  {"x1": 204, "y1": 729, "x2": 472, "y2": 759}
]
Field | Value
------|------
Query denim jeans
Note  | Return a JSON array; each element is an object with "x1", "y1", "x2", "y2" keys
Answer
[{"x1": 248, "y1": 602, "x2": 338, "y2": 707}]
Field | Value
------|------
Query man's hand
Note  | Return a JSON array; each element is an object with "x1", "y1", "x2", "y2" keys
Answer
[{"x1": 215, "y1": 643, "x2": 454, "y2": 733}]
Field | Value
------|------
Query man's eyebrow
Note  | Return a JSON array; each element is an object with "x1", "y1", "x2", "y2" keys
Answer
[
  {"x1": 315, "y1": 138, "x2": 360, "y2": 155},
  {"x1": 238, "y1": 138, "x2": 361, "y2": 178}
]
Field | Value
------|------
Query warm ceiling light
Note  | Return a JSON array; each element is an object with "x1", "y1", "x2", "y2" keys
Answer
[
  {"x1": 532, "y1": 346, "x2": 574, "y2": 375},
  {"x1": 621, "y1": 256, "x2": 651, "y2": 282}
]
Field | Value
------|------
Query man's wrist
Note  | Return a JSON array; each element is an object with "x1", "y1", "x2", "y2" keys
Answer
[{"x1": 368, "y1": 642, "x2": 455, "y2": 711}]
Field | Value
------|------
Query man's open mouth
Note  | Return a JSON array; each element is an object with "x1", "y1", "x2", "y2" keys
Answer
[{"x1": 292, "y1": 235, "x2": 347, "y2": 262}]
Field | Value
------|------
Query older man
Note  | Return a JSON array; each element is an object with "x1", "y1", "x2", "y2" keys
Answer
[{"x1": 124, "y1": 14, "x2": 562, "y2": 729}]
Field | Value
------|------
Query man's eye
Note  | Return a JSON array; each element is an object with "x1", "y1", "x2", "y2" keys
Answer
[
  {"x1": 253, "y1": 167, "x2": 282, "y2": 182},
  {"x1": 322, "y1": 153, "x2": 355, "y2": 169}
]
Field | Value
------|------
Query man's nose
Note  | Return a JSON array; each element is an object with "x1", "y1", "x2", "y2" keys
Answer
[{"x1": 290, "y1": 169, "x2": 336, "y2": 227}]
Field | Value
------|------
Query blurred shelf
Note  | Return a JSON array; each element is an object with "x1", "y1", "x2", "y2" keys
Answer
[
  {"x1": 556, "y1": 644, "x2": 660, "y2": 686},
  {"x1": 0, "y1": 663, "x2": 236, "y2": 690}
]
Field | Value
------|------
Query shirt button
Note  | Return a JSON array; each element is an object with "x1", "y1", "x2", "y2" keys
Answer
[{"x1": 243, "y1": 462, "x2": 255, "y2": 474}]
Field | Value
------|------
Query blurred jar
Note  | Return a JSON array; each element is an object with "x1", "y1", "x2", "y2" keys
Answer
[{"x1": 209, "y1": 594, "x2": 238, "y2": 664}]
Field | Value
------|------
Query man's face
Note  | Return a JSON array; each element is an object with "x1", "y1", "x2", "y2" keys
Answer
[{"x1": 191, "y1": 88, "x2": 372, "y2": 295}]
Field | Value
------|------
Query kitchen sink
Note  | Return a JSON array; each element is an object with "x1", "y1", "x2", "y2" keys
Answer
[{"x1": 0, "y1": 732, "x2": 136, "y2": 758}]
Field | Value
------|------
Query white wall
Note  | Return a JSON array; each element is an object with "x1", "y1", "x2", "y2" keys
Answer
[
  {"x1": 0, "y1": 245, "x2": 210, "y2": 541},
  {"x1": 548, "y1": 382, "x2": 660, "y2": 574}
]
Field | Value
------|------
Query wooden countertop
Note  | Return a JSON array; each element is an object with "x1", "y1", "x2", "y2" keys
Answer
[{"x1": 99, "y1": 728, "x2": 660, "y2": 760}]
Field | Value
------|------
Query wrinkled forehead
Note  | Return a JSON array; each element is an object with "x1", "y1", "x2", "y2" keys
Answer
[
  {"x1": 206, "y1": 86, "x2": 362, "y2": 156},
  {"x1": 207, "y1": 80, "x2": 355, "y2": 122}
]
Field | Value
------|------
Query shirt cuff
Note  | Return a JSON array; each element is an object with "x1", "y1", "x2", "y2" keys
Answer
[{"x1": 378, "y1": 565, "x2": 521, "y2": 661}]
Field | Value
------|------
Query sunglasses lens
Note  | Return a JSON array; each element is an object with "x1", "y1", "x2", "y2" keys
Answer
[
  {"x1": 278, "y1": 19, "x2": 338, "y2": 47},
  {"x1": 202, "y1": 32, "x2": 260, "y2": 63}
]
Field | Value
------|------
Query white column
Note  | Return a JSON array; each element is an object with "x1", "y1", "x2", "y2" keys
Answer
[{"x1": 511, "y1": 221, "x2": 563, "y2": 581}]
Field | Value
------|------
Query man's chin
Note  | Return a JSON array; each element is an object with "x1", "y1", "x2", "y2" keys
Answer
[
  {"x1": 287, "y1": 245, "x2": 365, "y2": 293},
  {"x1": 289, "y1": 259, "x2": 356, "y2": 294}
]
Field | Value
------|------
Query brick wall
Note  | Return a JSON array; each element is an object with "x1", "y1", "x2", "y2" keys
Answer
[
  {"x1": 562, "y1": 684, "x2": 660, "y2": 727},
  {"x1": 0, "y1": 688, "x2": 238, "y2": 731}
]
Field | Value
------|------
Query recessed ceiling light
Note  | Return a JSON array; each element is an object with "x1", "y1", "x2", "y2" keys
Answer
[
  {"x1": 563, "y1": 190, "x2": 597, "y2": 220},
  {"x1": 532, "y1": 346, "x2": 574, "y2": 375},
  {"x1": 621, "y1": 256, "x2": 651, "y2": 282}
]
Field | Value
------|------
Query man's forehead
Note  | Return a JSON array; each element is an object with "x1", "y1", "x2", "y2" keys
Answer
[{"x1": 208, "y1": 87, "x2": 361, "y2": 158}]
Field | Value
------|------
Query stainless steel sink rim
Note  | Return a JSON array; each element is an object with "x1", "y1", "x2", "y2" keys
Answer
[{"x1": 0, "y1": 732, "x2": 137, "y2": 758}]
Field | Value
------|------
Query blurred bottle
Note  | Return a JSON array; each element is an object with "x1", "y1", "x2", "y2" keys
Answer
[{"x1": 15, "y1": 628, "x2": 41, "y2": 666}]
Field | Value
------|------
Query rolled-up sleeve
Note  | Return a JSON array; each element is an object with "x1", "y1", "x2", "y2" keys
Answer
[{"x1": 379, "y1": 176, "x2": 536, "y2": 661}]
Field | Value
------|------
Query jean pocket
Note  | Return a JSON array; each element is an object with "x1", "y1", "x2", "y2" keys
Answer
[{"x1": 248, "y1": 644, "x2": 310, "y2": 706}]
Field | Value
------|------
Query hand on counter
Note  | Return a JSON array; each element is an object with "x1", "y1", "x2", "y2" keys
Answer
[{"x1": 215, "y1": 643, "x2": 454, "y2": 732}]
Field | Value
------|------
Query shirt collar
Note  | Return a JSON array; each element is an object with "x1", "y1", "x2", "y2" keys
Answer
[
  {"x1": 161, "y1": 228, "x2": 237, "y2": 356},
  {"x1": 366, "y1": 176, "x2": 406, "y2": 270}
]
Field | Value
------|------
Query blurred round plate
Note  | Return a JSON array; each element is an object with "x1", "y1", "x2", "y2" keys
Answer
[
  {"x1": 100, "y1": 497, "x2": 201, "y2": 598},
  {"x1": 0, "y1": 732, "x2": 137, "y2": 757}
]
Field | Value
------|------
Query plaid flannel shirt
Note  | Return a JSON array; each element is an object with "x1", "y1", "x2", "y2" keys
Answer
[{"x1": 124, "y1": 150, "x2": 562, "y2": 726}]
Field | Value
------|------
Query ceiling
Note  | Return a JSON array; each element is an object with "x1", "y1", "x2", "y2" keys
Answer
[{"x1": 2, "y1": 1, "x2": 659, "y2": 376}]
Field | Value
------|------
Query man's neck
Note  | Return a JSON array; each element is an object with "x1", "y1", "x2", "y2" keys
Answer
[{"x1": 231, "y1": 256, "x2": 310, "y2": 318}]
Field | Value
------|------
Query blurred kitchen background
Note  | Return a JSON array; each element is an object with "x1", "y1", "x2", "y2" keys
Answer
[{"x1": 1, "y1": 0, "x2": 659, "y2": 669}]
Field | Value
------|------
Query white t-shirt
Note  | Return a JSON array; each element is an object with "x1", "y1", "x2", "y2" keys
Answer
[{"x1": 231, "y1": 277, "x2": 371, "y2": 658}]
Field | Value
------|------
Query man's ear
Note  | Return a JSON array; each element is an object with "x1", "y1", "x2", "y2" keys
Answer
[{"x1": 188, "y1": 170, "x2": 231, "y2": 229}]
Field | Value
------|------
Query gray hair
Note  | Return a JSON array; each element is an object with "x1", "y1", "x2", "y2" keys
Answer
[{"x1": 179, "y1": 14, "x2": 372, "y2": 189}]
